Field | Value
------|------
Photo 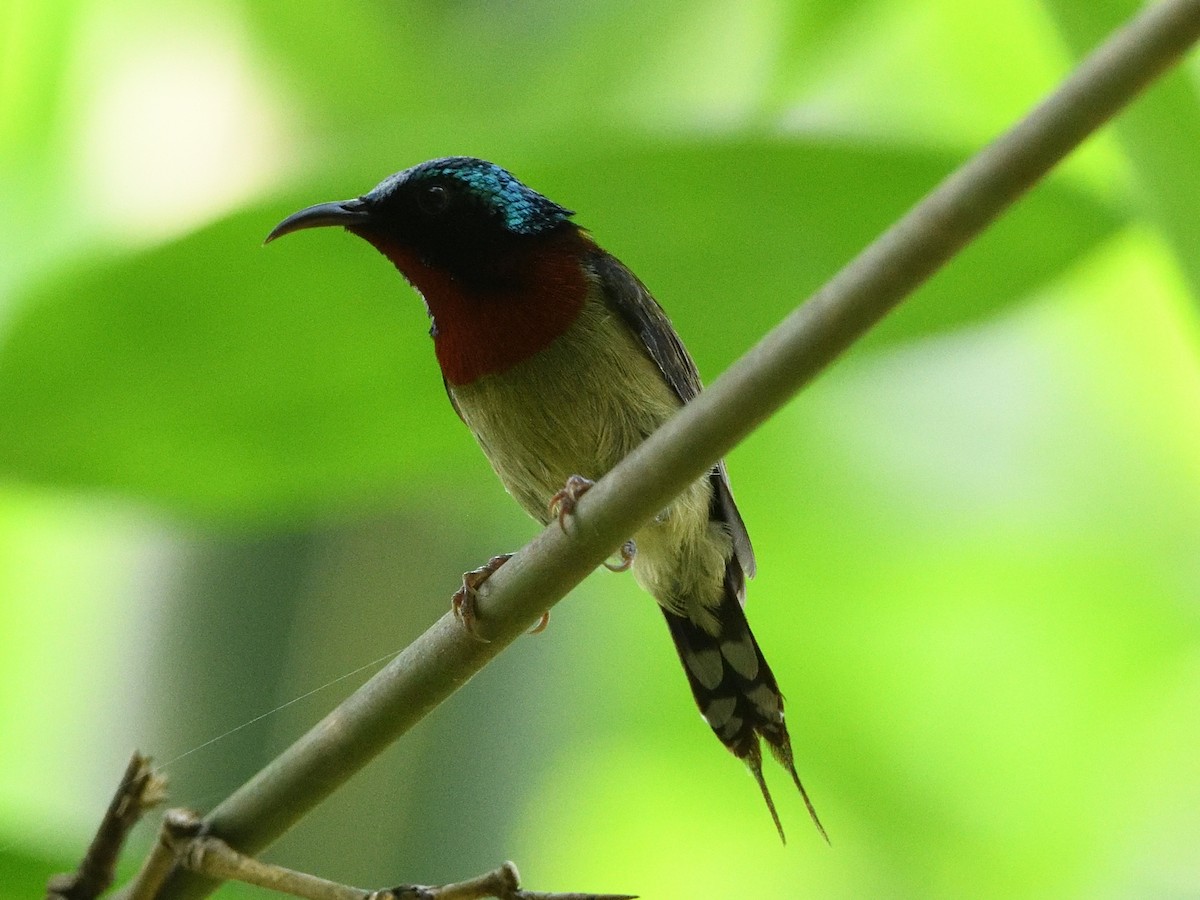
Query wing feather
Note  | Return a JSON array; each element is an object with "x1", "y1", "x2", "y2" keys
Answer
[{"x1": 589, "y1": 251, "x2": 756, "y2": 582}]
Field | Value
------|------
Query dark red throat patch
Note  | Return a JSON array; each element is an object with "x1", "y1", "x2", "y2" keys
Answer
[{"x1": 359, "y1": 230, "x2": 592, "y2": 386}]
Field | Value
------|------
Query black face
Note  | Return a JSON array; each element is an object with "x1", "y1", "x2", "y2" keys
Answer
[{"x1": 267, "y1": 157, "x2": 576, "y2": 286}]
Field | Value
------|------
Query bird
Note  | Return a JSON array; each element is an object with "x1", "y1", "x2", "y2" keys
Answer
[{"x1": 266, "y1": 156, "x2": 825, "y2": 843}]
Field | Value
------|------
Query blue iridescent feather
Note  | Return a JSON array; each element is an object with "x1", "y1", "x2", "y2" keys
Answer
[{"x1": 366, "y1": 156, "x2": 573, "y2": 236}]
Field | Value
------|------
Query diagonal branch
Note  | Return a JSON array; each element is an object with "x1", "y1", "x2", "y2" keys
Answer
[{"x1": 119, "y1": 1, "x2": 1200, "y2": 897}]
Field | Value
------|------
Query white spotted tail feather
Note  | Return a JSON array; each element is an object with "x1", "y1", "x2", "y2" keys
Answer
[
  {"x1": 661, "y1": 567, "x2": 828, "y2": 845},
  {"x1": 589, "y1": 252, "x2": 827, "y2": 844}
]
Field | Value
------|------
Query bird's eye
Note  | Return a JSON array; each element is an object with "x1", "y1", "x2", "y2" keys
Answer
[{"x1": 418, "y1": 183, "x2": 450, "y2": 216}]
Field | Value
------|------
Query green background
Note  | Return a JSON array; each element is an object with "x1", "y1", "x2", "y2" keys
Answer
[{"x1": 2, "y1": 1, "x2": 1198, "y2": 897}]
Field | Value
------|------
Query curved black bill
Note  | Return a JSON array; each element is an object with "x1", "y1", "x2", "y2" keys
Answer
[{"x1": 264, "y1": 198, "x2": 371, "y2": 244}]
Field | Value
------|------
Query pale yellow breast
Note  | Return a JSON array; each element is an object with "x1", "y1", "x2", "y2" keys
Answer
[{"x1": 448, "y1": 288, "x2": 733, "y2": 627}]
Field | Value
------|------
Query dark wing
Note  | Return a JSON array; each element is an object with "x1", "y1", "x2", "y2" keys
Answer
[
  {"x1": 589, "y1": 250, "x2": 756, "y2": 583},
  {"x1": 589, "y1": 251, "x2": 703, "y2": 403}
]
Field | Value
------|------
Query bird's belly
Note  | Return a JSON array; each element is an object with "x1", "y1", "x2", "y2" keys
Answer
[
  {"x1": 446, "y1": 299, "x2": 732, "y2": 625},
  {"x1": 447, "y1": 300, "x2": 680, "y2": 523}
]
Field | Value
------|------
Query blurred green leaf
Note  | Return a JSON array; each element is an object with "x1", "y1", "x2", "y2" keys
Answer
[
  {"x1": 0, "y1": 138, "x2": 1123, "y2": 521},
  {"x1": 0, "y1": 839, "x2": 67, "y2": 900},
  {"x1": 0, "y1": 2, "x2": 90, "y2": 296},
  {"x1": 1043, "y1": 0, "x2": 1200, "y2": 303},
  {"x1": 241, "y1": 0, "x2": 769, "y2": 149},
  {"x1": 530, "y1": 140, "x2": 1125, "y2": 369}
]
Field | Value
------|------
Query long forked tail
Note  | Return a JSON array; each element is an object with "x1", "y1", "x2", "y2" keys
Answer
[{"x1": 660, "y1": 574, "x2": 827, "y2": 844}]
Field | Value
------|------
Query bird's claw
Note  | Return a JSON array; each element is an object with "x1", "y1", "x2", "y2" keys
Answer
[
  {"x1": 604, "y1": 539, "x2": 637, "y2": 572},
  {"x1": 527, "y1": 611, "x2": 551, "y2": 635},
  {"x1": 451, "y1": 553, "x2": 512, "y2": 642},
  {"x1": 548, "y1": 474, "x2": 595, "y2": 531},
  {"x1": 451, "y1": 553, "x2": 550, "y2": 638},
  {"x1": 549, "y1": 477, "x2": 634, "y2": 573}
]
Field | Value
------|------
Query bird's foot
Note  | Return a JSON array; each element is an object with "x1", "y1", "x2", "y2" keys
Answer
[
  {"x1": 451, "y1": 553, "x2": 550, "y2": 639},
  {"x1": 548, "y1": 474, "x2": 595, "y2": 531},
  {"x1": 451, "y1": 554, "x2": 512, "y2": 641},
  {"x1": 604, "y1": 539, "x2": 637, "y2": 572},
  {"x1": 549, "y1": 477, "x2": 634, "y2": 573},
  {"x1": 527, "y1": 610, "x2": 551, "y2": 634}
]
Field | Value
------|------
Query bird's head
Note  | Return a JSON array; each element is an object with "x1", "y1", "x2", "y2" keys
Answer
[
  {"x1": 267, "y1": 158, "x2": 596, "y2": 385},
  {"x1": 266, "y1": 157, "x2": 577, "y2": 288}
]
